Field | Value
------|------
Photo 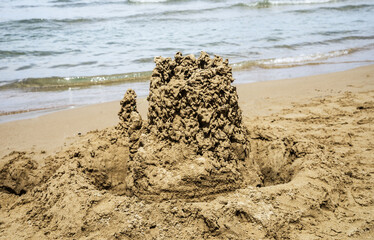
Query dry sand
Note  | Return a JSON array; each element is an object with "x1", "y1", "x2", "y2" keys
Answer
[{"x1": 0, "y1": 63, "x2": 374, "y2": 239}]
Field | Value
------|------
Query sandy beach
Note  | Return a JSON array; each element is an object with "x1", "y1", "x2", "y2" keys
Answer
[
  {"x1": 1, "y1": 63, "x2": 374, "y2": 239},
  {"x1": 2, "y1": 0, "x2": 374, "y2": 238}
]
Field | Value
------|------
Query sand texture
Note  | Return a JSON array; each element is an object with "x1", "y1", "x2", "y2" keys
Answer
[{"x1": 1, "y1": 58, "x2": 374, "y2": 239}]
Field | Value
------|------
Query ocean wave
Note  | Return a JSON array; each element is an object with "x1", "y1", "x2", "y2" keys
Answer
[
  {"x1": 128, "y1": 0, "x2": 337, "y2": 6},
  {"x1": 291, "y1": 3, "x2": 374, "y2": 13},
  {"x1": 2, "y1": 0, "x2": 356, "y2": 27},
  {"x1": 50, "y1": 61, "x2": 98, "y2": 69},
  {"x1": 49, "y1": 0, "x2": 145, "y2": 8},
  {"x1": 272, "y1": 35, "x2": 374, "y2": 49},
  {"x1": 148, "y1": 0, "x2": 349, "y2": 14},
  {"x1": 313, "y1": 30, "x2": 359, "y2": 36},
  {"x1": 1, "y1": 17, "x2": 107, "y2": 26},
  {"x1": 0, "y1": 50, "x2": 65, "y2": 58},
  {"x1": 231, "y1": 48, "x2": 359, "y2": 71},
  {"x1": 7, "y1": 0, "x2": 349, "y2": 14},
  {"x1": 326, "y1": 35, "x2": 374, "y2": 44},
  {"x1": 0, "y1": 81, "x2": 8, "y2": 87},
  {"x1": 268, "y1": 0, "x2": 335, "y2": 5},
  {"x1": 0, "y1": 72, "x2": 152, "y2": 91},
  {"x1": 321, "y1": 3, "x2": 374, "y2": 11},
  {"x1": 234, "y1": 0, "x2": 340, "y2": 8},
  {"x1": 44, "y1": 0, "x2": 344, "y2": 13},
  {"x1": 132, "y1": 57, "x2": 156, "y2": 64},
  {"x1": 0, "y1": 106, "x2": 63, "y2": 117},
  {"x1": 16, "y1": 64, "x2": 36, "y2": 71},
  {"x1": 49, "y1": 0, "x2": 182, "y2": 7},
  {"x1": 50, "y1": 0, "x2": 73, "y2": 2}
]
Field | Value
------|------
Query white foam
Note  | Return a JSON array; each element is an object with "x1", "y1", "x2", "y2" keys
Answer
[
  {"x1": 262, "y1": 49, "x2": 353, "y2": 65},
  {"x1": 267, "y1": 0, "x2": 334, "y2": 5},
  {"x1": 231, "y1": 48, "x2": 356, "y2": 71}
]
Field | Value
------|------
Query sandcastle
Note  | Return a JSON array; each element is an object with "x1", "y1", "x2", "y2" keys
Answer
[{"x1": 118, "y1": 52, "x2": 259, "y2": 200}]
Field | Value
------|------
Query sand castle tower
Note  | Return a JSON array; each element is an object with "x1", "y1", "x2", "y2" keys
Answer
[
  {"x1": 117, "y1": 89, "x2": 142, "y2": 157},
  {"x1": 119, "y1": 52, "x2": 259, "y2": 200}
]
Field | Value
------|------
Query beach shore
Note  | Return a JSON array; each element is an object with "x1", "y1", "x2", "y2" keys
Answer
[
  {"x1": 1, "y1": 64, "x2": 373, "y2": 158},
  {"x1": 1, "y1": 65, "x2": 374, "y2": 239}
]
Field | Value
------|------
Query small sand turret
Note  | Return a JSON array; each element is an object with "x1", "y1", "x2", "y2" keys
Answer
[{"x1": 117, "y1": 89, "x2": 142, "y2": 156}]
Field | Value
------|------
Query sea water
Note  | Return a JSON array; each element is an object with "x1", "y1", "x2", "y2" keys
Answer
[{"x1": 1, "y1": 0, "x2": 374, "y2": 120}]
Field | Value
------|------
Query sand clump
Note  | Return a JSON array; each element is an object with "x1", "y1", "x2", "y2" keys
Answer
[
  {"x1": 123, "y1": 52, "x2": 260, "y2": 200},
  {"x1": 0, "y1": 151, "x2": 64, "y2": 196}
]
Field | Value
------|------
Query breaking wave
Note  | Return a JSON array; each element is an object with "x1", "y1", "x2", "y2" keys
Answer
[
  {"x1": 0, "y1": 72, "x2": 152, "y2": 91},
  {"x1": 231, "y1": 48, "x2": 360, "y2": 70}
]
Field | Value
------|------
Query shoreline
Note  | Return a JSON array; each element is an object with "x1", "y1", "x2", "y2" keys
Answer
[
  {"x1": 1, "y1": 59, "x2": 373, "y2": 124},
  {"x1": 0, "y1": 64, "x2": 373, "y2": 158}
]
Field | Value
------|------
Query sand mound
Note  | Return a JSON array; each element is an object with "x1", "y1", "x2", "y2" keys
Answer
[
  {"x1": 123, "y1": 52, "x2": 260, "y2": 200},
  {"x1": 0, "y1": 151, "x2": 64, "y2": 196}
]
